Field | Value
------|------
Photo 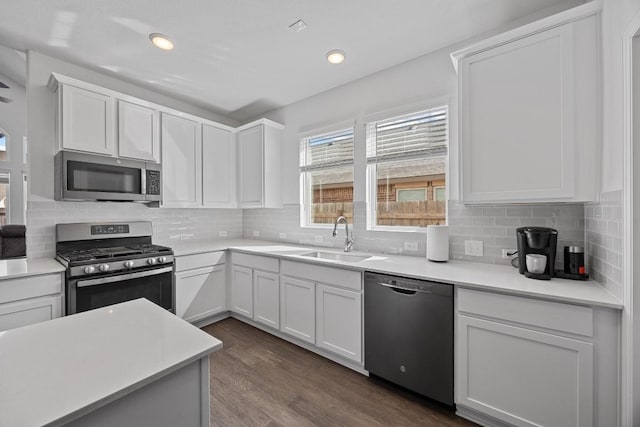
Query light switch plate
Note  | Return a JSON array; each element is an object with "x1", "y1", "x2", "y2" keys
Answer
[
  {"x1": 314, "y1": 235, "x2": 323, "y2": 243},
  {"x1": 252, "y1": 230, "x2": 260, "y2": 237},
  {"x1": 465, "y1": 240, "x2": 484, "y2": 257},
  {"x1": 219, "y1": 231, "x2": 227, "y2": 237}
]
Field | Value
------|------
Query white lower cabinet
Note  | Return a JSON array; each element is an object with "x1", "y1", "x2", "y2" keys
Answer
[
  {"x1": 230, "y1": 265, "x2": 253, "y2": 317},
  {"x1": 253, "y1": 270, "x2": 279, "y2": 329},
  {"x1": 175, "y1": 265, "x2": 226, "y2": 324},
  {"x1": 456, "y1": 288, "x2": 597, "y2": 427},
  {"x1": 316, "y1": 284, "x2": 362, "y2": 363},
  {"x1": 280, "y1": 276, "x2": 315, "y2": 344},
  {"x1": 0, "y1": 294, "x2": 62, "y2": 333},
  {"x1": 457, "y1": 315, "x2": 593, "y2": 427}
]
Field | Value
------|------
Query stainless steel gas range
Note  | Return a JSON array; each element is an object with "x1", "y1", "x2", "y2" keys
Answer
[{"x1": 55, "y1": 221, "x2": 174, "y2": 315}]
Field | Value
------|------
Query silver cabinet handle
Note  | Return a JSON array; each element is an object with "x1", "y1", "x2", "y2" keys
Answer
[{"x1": 77, "y1": 267, "x2": 173, "y2": 288}]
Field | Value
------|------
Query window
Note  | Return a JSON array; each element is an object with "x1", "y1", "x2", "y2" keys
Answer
[
  {"x1": 0, "y1": 133, "x2": 7, "y2": 161},
  {"x1": 300, "y1": 128, "x2": 354, "y2": 226},
  {"x1": 366, "y1": 107, "x2": 448, "y2": 229},
  {"x1": 0, "y1": 171, "x2": 10, "y2": 225}
]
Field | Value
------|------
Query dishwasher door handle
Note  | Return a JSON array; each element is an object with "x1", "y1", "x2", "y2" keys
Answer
[{"x1": 377, "y1": 281, "x2": 432, "y2": 294}]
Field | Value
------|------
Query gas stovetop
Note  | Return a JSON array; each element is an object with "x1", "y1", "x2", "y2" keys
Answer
[{"x1": 57, "y1": 244, "x2": 172, "y2": 264}]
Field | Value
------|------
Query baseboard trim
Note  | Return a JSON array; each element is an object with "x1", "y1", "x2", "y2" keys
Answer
[{"x1": 456, "y1": 405, "x2": 513, "y2": 427}]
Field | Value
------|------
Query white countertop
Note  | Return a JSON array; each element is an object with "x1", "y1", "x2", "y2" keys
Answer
[
  {"x1": 171, "y1": 239, "x2": 623, "y2": 309},
  {"x1": 0, "y1": 258, "x2": 65, "y2": 280},
  {"x1": 0, "y1": 298, "x2": 222, "y2": 427}
]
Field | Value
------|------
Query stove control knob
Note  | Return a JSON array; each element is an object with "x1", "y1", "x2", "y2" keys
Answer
[
  {"x1": 124, "y1": 261, "x2": 135, "y2": 269},
  {"x1": 157, "y1": 256, "x2": 167, "y2": 264},
  {"x1": 99, "y1": 264, "x2": 110, "y2": 272},
  {"x1": 147, "y1": 258, "x2": 157, "y2": 265},
  {"x1": 84, "y1": 266, "x2": 96, "y2": 274}
]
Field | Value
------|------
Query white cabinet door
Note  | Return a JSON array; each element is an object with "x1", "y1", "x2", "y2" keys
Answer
[
  {"x1": 118, "y1": 100, "x2": 160, "y2": 162},
  {"x1": 237, "y1": 125, "x2": 264, "y2": 208},
  {"x1": 316, "y1": 284, "x2": 361, "y2": 362},
  {"x1": 456, "y1": 315, "x2": 593, "y2": 427},
  {"x1": 161, "y1": 113, "x2": 202, "y2": 207},
  {"x1": 0, "y1": 295, "x2": 62, "y2": 332},
  {"x1": 253, "y1": 270, "x2": 279, "y2": 329},
  {"x1": 460, "y1": 25, "x2": 575, "y2": 203},
  {"x1": 61, "y1": 85, "x2": 115, "y2": 155},
  {"x1": 230, "y1": 265, "x2": 253, "y2": 317},
  {"x1": 280, "y1": 276, "x2": 315, "y2": 344},
  {"x1": 202, "y1": 124, "x2": 235, "y2": 208},
  {"x1": 175, "y1": 266, "x2": 226, "y2": 324}
]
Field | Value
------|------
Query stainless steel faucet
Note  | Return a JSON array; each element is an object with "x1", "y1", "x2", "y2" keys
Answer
[{"x1": 333, "y1": 215, "x2": 354, "y2": 252}]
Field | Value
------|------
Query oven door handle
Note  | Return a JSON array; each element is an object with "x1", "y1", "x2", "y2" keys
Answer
[{"x1": 76, "y1": 266, "x2": 173, "y2": 288}]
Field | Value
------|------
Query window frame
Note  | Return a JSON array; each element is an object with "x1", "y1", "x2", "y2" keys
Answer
[
  {"x1": 365, "y1": 104, "x2": 449, "y2": 232},
  {"x1": 299, "y1": 124, "x2": 355, "y2": 229}
]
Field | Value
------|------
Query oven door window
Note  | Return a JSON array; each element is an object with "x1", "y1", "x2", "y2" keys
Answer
[
  {"x1": 67, "y1": 161, "x2": 142, "y2": 194},
  {"x1": 74, "y1": 269, "x2": 172, "y2": 313}
]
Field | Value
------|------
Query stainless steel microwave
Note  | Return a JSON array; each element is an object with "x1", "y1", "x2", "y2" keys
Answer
[{"x1": 55, "y1": 151, "x2": 161, "y2": 204}]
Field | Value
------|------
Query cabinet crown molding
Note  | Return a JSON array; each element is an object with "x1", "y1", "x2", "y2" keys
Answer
[
  {"x1": 47, "y1": 73, "x2": 237, "y2": 132},
  {"x1": 236, "y1": 118, "x2": 285, "y2": 131},
  {"x1": 450, "y1": 0, "x2": 601, "y2": 72}
]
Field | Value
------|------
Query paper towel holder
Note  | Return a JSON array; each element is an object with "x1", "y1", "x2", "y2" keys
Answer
[{"x1": 426, "y1": 224, "x2": 449, "y2": 262}]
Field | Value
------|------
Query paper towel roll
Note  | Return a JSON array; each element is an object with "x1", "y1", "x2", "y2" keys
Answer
[{"x1": 427, "y1": 225, "x2": 449, "y2": 262}]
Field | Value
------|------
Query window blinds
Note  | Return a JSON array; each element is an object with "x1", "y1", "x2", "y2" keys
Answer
[
  {"x1": 366, "y1": 107, "x2": 447, "y2": 163},
  {"x1": 300, "y1": 128, "x2": 354, "y2": 171}
]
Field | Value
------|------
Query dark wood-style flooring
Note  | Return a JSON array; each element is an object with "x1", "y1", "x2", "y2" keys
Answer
[{"x1": 203, "y1": 318, "x2": 476, "y2": 427}]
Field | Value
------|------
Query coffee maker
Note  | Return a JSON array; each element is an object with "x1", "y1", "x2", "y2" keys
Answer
[{"x1": 516, "y1": 227, "x2": 558, "y2": 280}]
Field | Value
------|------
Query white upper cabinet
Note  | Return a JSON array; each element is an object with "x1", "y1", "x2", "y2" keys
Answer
[
  {"x1": 451, "y1": 3, "x2": 600, "y2": 204},
  {"x1": 117, "y1": 100, "x2": 160, "y2": 162},
  {"x1": 237, "y1": 119, "x2": 284, "y2": 209},
  {"x1": 59, "y1": 84, "x2": 115, "y2": 156},
  {"x1": 202, "y1": 124, "x2": 236, "y2": 208},
  {"x1": 161, "y1": 113, "x2": 202, "y2": 207}
]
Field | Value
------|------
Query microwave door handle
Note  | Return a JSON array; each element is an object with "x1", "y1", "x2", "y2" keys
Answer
[
  {"x1": 76, "y1": 266, "x2": 173, "y2": 288},
  {"x1": 141, "y1": 168, "x2": 147, "y2": 195}
]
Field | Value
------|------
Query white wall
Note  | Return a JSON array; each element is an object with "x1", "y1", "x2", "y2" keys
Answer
[
  {"x1": 601, "y1": 0, "x2": 640, "y2": 192},
  {"x1": 26, "y1": 50, "x2": 238, "y2": 201},
  {"x1": 0, "y1": 71, "x2": 26, "y2": 224}
]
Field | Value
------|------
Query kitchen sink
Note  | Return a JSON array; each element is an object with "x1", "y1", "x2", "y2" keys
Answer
[{"x1": 299, "y1": 251, "x2": 372, "y2": 263}]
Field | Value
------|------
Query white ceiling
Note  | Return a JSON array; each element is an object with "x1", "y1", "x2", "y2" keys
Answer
[{"x1": 0, "y1": 0, "x2": 579, "y2": 121}]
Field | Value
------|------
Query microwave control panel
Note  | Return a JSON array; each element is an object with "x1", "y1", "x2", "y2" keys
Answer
[{"x1": 146, "y1": 170, "x2": 161, "y2": 195}]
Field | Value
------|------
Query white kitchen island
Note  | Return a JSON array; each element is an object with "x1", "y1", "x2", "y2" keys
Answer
[{"x1": 0, "y1": 298, "x2": 222, "y2": 427}]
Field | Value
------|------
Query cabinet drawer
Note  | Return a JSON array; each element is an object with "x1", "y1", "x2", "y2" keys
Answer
[
  {"x1": 175, "y1": 251, "x2": 225, "y2": 272},
  {"x1": 232, "y1": 252, "x2": 279, "y2": 273},
  {"x1": 281, "y1": 260, "x2": 361, "y2": 291},
  {"x1": 0, "y1": 274, "x2": 63, "y2": 305},
  {"x1": 458, "y1": 288, "x2": 593, "y2": 337}
]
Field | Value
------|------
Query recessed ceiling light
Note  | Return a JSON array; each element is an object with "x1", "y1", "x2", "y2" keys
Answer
[
  {"x1": 326, "y1": 49, "x2": 346, "y2": 65},
  {"x1": 149, "y1": 33, "x2": 174, "y2": 51}
]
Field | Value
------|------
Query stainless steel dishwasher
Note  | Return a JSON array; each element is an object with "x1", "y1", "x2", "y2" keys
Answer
[{"x1": 364, "y1": 272, "x2": 453, "y2": 405}]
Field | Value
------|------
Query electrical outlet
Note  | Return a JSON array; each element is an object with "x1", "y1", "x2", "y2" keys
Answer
[
  {"x1": 219, "y1": 231, "x2": 227, "y2": 237},
  {"x1": 404, "y1": 241, "x2": 419, "y2": 251},
  {"x1": 252, "y1": 230, "x2": 260, "y2": 237},
  {"x1": 314, "y1": 235, "x2": 323, "y2": 243},
  {"x1": 279, "y1": 232, "x2": 287, "y2": 239},
  {"x1": 465, "y1": 240, "x2": 484, "y2": 257},
  {"x1": 502, "y1": 248, "x2": 516, "y2": 259}
]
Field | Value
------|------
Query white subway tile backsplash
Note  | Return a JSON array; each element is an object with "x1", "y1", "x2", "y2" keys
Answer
[
  {"x1": 27, "y1": 191, "x2": 619, "y2": 300},
  {"x1": 585, "y1": 190, "x2": 623, "y2": 299},
  {"x1": 26, "y1": 201, "x2": 243, "y2": 259}
]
